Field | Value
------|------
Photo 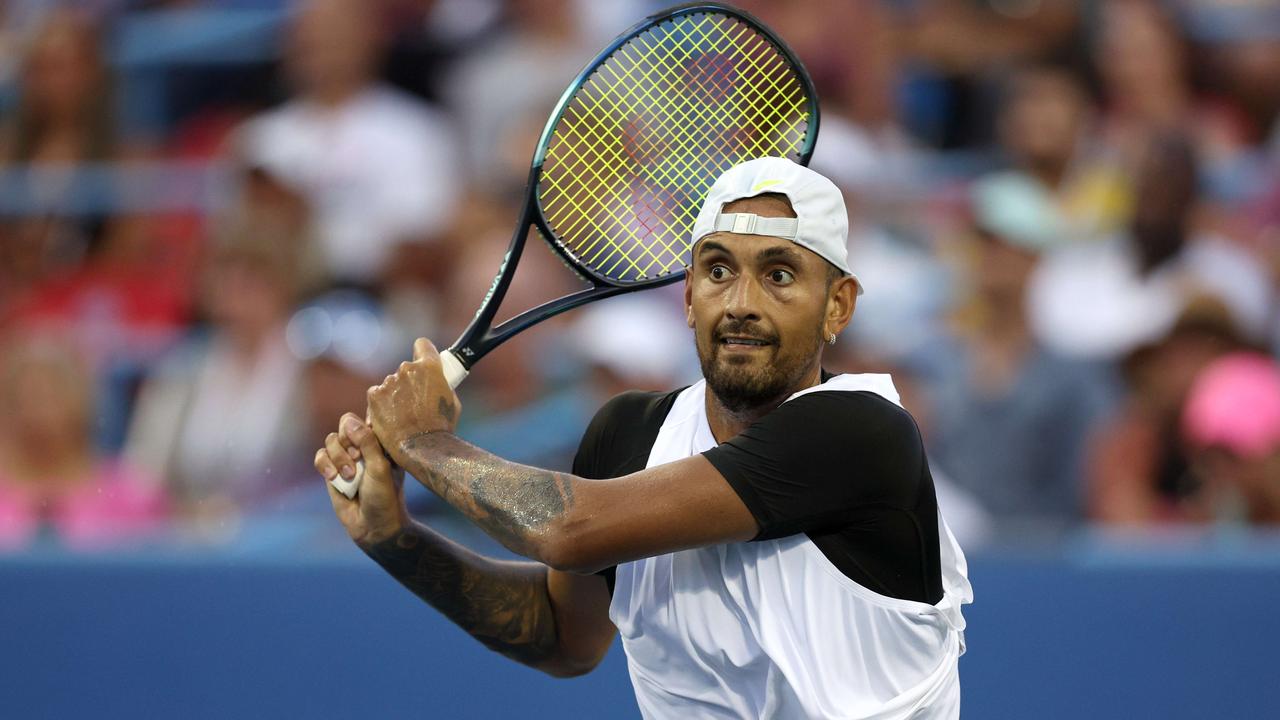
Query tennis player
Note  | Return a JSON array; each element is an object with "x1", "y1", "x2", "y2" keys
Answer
[{"x1": 316, "y1": 158, "x2": 972, "y2": 719}]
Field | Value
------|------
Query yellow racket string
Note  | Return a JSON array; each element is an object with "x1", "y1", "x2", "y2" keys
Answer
[
  {"x1": 548, "y1": 20, "x2": 793, "y2": 275},
  {"x1": 552, "y1": 19, "x2": 798, "y2": 276},
  {"x1": 539, "y1": 12, "x2": 813, "y2": 283}
]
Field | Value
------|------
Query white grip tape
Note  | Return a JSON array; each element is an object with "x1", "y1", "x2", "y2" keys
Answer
[
  {"x1": 329, "y1": 349, "x2": 470, "y2": 500},
  {"x1": 440, "y1": 349, "x2": 469, "y2": 390}
]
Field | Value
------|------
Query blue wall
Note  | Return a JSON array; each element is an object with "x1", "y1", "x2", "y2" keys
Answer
[{"x1": 4, "y1": 535, "x2": 1279, "y2": 719}]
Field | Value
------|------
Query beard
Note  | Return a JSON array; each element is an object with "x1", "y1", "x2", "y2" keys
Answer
[{"x1": 698, "y1": 318, "x2": 821, "y2": 414}]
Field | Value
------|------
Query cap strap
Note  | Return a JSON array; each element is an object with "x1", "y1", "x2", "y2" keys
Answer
[{"x1": 713, "y1": 213, "x2": 799, "y2": 239}]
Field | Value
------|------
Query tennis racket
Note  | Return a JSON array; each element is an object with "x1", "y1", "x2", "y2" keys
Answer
[{"x1": 333, "y1": 1, "x2": 819, "y2": 498}]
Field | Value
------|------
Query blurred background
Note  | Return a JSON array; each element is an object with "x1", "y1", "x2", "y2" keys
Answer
[{"x1": 1, "y1": 0, "x2": 1278, "y2": 717}]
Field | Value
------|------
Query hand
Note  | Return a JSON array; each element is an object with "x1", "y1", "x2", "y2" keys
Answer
[
  {"x1": 316, "y1": 413, "x2": 409, "y2": 547},
  {"x1": 367, "y1": 338, "x2": 462, "y2": 462}
]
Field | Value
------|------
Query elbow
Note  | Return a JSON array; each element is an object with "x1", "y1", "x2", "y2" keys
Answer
[
  {"x1": 536, "y1": 515, "x2": 610, "y2": 575},
  {"x1": 541, "y1": 659, "x2": 599, "y2": 679}
]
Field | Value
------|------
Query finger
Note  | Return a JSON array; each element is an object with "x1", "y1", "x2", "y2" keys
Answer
[
  {"x1": 412, "y1": 337, "x2": 438, "y2": 363},
  {"x1": 323, "y1": 468, "x2": 354, "y2": 508},
  {"x1": 343, "y1": 415, "x2": 391, "y2": 478},
  {"x1": 337, "y1": 412, "x2": 363, "y2": 460},
  {"x1": 314, "y1": 448, "x2": 339, "y2": 482},
  {"x1": 325, "y1": 432, "x2": 357, "y2": 481}
]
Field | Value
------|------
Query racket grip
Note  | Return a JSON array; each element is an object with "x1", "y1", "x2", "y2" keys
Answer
[
  {"x1": 441, "y1": 349, "x2": 469, "y2": 389},
  {"x1": 330, "y1": 350, "x2": 470, "y2": 499}
]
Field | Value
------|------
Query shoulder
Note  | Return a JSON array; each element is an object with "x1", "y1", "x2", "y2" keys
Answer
[
  {"x1": 590, "y1": 389, "x2": 683, "y2": 427},
  {"x1": 581, "y1": 388, "x2": 685, "y2": 450},
  {"x1": 575, "y1": 389, "x2": 685, "y2": 479},
  {"x1": 365, "y1": 86, "x2": 454, "y2": 135},
  {"x1": 777, "y1": 389, "x2": 920, "y2": 440},
  {"x1": 722, "y1": 389, "x2": 926, "y2": 491}
]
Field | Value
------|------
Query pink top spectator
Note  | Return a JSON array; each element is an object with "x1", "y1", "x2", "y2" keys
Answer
[
  {"x1": 0, "y1": 460, "x2": 168, "y2": 551},
  {"x1": 1182, "y1": 353, "x2": 1280, "y2": 459}
]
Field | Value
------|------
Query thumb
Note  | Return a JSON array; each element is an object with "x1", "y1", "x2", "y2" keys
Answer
[
  {"x1": 412, "y1": 337, "x2": 438, "y2": 363},
  {"x1": 344, "y1": 415, "x2": 391, "y2": 479}
]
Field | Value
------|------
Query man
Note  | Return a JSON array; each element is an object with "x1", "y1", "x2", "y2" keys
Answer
[
  {"x1": 236, "y1": 0, "x2": 457, "y2": 285},
  {"x1": 315, "y1": 158, "x2": 972, "y2": 718}
]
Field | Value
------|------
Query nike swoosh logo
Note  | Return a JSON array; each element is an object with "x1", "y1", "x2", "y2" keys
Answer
[{"x1": 751, "y1": 179, "x2": 782, "y2": 192}]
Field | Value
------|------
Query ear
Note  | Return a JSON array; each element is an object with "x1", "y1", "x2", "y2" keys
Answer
[
  {"x1": 683, "y1": 268, "x2": 695, "y2": 328},
  {"x1": 824, "y1": 275, "x2": 857, "y2": 339}
]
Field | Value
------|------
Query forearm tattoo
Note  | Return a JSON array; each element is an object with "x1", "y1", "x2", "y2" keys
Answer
[
  {"x1": 395, "y1": 433, "x2": 577, "y2": 560},
  {"x1": 362, "y1": 521, "x2": 558, "y2": 666}
]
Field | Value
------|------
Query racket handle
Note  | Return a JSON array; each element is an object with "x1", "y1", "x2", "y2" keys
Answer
[
  {"x1": 330, "y1": 349, "x2": 470, "y2": 499},
  {"x1": 440, "y1": 349, "x2": 469, "y2": 389}
]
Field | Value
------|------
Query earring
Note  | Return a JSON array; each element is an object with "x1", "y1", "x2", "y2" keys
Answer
[{"x1": 826, "y1": 332, "x2": 837, "y2": 345}]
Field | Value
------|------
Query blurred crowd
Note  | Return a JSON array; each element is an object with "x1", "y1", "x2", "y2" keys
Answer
[{"x1": 0, "y1": 0, "x2": 1278, "y2": 552}]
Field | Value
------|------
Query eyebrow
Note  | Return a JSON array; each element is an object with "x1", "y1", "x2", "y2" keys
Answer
[
  {"x1": 755, "y1": 245, "x2": 804, "y2": 266},
  {"x1": 697, "y1": 240, "x2": 804, "y2": 266},
  {"x1": 697, "y1": 240, "x2": 732, "y2": 257}
]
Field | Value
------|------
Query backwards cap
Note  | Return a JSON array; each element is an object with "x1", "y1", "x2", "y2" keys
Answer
[{"x1": 691, "y1": 157, "x2": 862, "y2": 294}]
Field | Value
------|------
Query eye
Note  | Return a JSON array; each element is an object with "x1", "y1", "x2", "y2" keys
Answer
[
  {"x1": 709, "y1": 264, "x2": 731, "y2": 281},
  {"x1": 768, "y1": 269, "x2": 795, "y2": 285}
]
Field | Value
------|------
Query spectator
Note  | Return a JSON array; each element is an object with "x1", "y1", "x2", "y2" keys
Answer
[
  {"x1": 1093, "y1": 0, "x2": 1266, "y2": 208},
  {"x1": 0, "y1": 332, "x2": 167, "y2": 551},
  {"x1": 0, "y1": 8, "x2": 120, "y2": 310},
  {"x1": 802, "y1": 0, "x2": 922, "y2": 208},
  {"x1": 0, "y1": 7, "x2": 114, "y2": 166},
  {"x1": 571, "y1": 294, "x2": 699, "y2": 398},
  {"x1": 236, "y1": 0, "x2": 458, "y2": 285},
  {"x1": 993, "y1": 64, "x2": 1129, "y2": 245},
  {"x1": 923, "y1": 173, "x2": 1115, "y2": 532},
  {"x1": 1181, "y1": 352, "x2": 1280, "y2": 525},
  {"x1": 1029, "y1": 132, "x2": 1274, "y2": 359},
  {"x1": 125, "y1": 213, "x2": 309, "y2": 528},
  {"x1": 1092, "y1": 0, "x2": 1194, "y2": 171},
  {"x1": 444, "y1": 0, "x2": 594, "y2": 190},
  {"x1": 898, "y1": 0, "x2": 1083, "y2": 149},
  {"x1": 1088, "y1": 297, "x2": 1246, "y2": 525}
]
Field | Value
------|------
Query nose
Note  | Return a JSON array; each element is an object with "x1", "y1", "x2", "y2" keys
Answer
[{"x1": 724, "y1": 274, "x2": 762, "y2": 323}]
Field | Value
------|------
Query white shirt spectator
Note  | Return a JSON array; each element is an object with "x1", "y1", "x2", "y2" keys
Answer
[
  {"x1": 1028, "y1": 234, "x2": 1274, "y2": 359},
  {"x1": 239, "y1": 86, "x2": 458, "y2": 283}
]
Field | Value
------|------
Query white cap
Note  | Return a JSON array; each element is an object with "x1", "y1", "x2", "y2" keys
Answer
[{"x1": 691, "y1": 157, "x2": 862, "y2": 294}]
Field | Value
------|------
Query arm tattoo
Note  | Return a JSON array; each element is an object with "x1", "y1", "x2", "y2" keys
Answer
[
  {"x1": 395, "y1": 433, "x2": 577, "y2": 560},
  {"x1": 362, "y1": 521, "x2": 558, "y2": 666}
]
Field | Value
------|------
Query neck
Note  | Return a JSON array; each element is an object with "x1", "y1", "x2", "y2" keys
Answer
[
  {"x1": 704, "y1": 362, "x2": 823, "y2": 443},
  {"x1": 1028, "y1": 158, "x2": 1069, "y2": 190},
  {"x1": 309, "y1": 79, "x2": 366, "y2": 109},
  {"x1": 981, "y1": 301, "x2": 1029, "y2": 342}
]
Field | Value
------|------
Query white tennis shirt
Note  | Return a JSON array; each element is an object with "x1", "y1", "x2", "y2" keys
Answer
[{"x1": 610, "y1": 374, "x2": 972, "y2": 719}]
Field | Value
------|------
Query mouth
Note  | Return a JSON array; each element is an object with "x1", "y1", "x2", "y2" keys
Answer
[{"x1": 718, "y1": 335, "x2": 773, "y2": 350}]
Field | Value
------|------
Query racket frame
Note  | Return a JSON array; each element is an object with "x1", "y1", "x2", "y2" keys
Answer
[{"x1": 447, "y1": 1, "x2": 820, "y2": 372}]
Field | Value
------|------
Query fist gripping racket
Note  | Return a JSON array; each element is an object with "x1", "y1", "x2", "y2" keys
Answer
[{"x1": 333, "y1": 2, "x2": 819, "y2": 498}]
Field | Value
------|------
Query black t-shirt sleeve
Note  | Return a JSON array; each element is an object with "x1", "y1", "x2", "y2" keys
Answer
[
  {"x1": 571, "y1": 389, "x2": 684, "y2": 591},
  {"x1": 702, "y1": 390, "x2": 926, "y2": 541}
]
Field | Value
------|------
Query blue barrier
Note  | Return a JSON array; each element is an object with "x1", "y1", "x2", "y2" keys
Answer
[{"x1": 3, "y1": 530, "x2": 1278, "y2": 719}]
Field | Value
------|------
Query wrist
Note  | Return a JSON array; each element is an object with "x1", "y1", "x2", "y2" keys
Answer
[
  {"x1": 394, "y1": 430, "x2": 450, "y2": 468},
  {"x1": 358, "y1": 514, "x2": 416, "y2": 554}
]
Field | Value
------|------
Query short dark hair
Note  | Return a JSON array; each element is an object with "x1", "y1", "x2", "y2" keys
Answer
[{"x1": 824, "y1": 262, "x2": 842, "y2": 290}]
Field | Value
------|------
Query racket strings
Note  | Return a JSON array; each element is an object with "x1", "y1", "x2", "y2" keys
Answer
[
  {"x1": 539, "y1": 12, "x2": 814, "y2": 284},
  {"x1": 547, "y1": 18, "x2": 801, "y2": 276}
]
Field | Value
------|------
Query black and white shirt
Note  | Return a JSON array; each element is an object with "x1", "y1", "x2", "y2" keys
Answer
[{"x1": 574, "y1": 374, "x2": 971, "y2": 719}]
